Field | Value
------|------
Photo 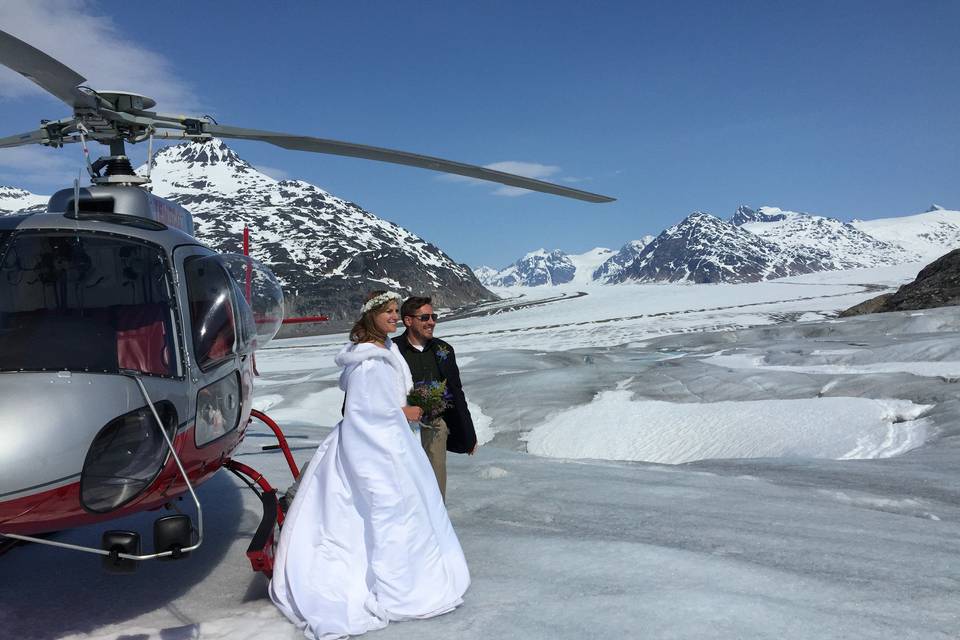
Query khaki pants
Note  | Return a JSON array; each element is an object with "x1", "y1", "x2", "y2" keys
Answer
[{"x1": 420, "y1": 417, "x2": 448, "y2": 501}]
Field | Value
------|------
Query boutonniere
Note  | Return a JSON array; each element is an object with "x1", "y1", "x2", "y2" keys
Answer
[{"x1": 435, "y1": 345, "x2": 450, "y2": 362}]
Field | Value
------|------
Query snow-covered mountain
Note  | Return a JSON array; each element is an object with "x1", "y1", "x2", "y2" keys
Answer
[
  {"x1": 602, "y1": 211, "x2": 832, "y2": 284},
  {"x1": 735, "y1": 205, "x2": 918, "y2": 269},
  {"x1": 851, "y1": 205, "x2": 960, "y2": 261},
  {"x1": 605, "y1": 206, "x2": 937, "y2": 285},
  {"x1": 476, "y1": 247, "x2": 623, "y2": 287},
  {"x1": 478, "y1": 249, "x2": 576, "y2": 287},
  {"x1": 492, "y1": 205, "x2": 958, "y2": 287},
  {"x1": 0, "y1": 186, "x2": 46, "y2": 214}
]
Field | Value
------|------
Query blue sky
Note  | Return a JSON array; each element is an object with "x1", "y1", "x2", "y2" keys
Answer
[{"x1": 1, "y1": 0, "x2": 958, "y2": 268}]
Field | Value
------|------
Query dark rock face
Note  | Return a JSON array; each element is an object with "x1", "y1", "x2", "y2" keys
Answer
[
  {"x1": 730, "y1": 204, "x2": 788, "y2": 225},
  {"x1": 146, "y1": 140, "x2": 494, "y2": 323},
  {"x1": 838, "y1": 294, "x2": 895, "y2": 317},
  {"x1": 840, "y1": 249, "x2": 960, "y2": 316}
]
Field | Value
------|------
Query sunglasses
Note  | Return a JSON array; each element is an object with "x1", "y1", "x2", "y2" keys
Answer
[{"x1": 407, "y1": 313, "x2": 438, "y2": 322}]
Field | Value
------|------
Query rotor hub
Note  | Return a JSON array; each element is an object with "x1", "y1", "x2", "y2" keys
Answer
[{"x1": 96, "y1": 91, "x2": 157, "y2": 112}]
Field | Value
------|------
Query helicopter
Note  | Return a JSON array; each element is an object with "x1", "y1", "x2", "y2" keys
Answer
[{"x1": 0, "y1": 28, "x2": 614, "y2": 575}]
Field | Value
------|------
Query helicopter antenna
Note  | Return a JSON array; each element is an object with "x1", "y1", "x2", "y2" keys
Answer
[
  {"x1": 72, "y1": 174, "x2": 80, "y2": 218},
  {"x1": 145, "y1": 128, "x2": 155, "y2": 186}
]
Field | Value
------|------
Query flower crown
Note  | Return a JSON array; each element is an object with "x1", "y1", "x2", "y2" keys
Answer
[{"x1": 361, "y1": 291, "x2": 402, "y2": 314}]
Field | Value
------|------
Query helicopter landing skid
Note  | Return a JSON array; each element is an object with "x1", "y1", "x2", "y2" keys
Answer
[
  {"x1": 224, "y1": 458, "x2": 284, "y2": 578},
  {"x1": 250, "y1": 409, "x2": 302, "y2": 481}
]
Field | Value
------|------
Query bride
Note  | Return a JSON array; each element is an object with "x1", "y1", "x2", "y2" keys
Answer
[{"x1": 270, "y1": 290, "x2": 470, "y2": 639}]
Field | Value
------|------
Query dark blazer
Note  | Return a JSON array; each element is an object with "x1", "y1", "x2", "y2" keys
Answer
[{"x1": 394, "y1": 332, "x2": 477, "y2": 454}]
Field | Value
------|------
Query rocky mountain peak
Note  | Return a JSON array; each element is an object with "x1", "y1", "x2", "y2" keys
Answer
[
  {"x1": 153, "y1": 139, "x2": 250, "y2": 170},
  {"x1": 684, "y1": 210, "x2": 719, "y2": 223},
  {"x1": 601, "y1": 210, "x2": 831, "y2": 284},
  {"x1": 731, "y1": 205, "x2": 793, "y2": 226}
]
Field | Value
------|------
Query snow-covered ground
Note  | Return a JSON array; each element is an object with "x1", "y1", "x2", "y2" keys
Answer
[{"x1": 4, "y1": 262, "x2": 960, "y2": 639}]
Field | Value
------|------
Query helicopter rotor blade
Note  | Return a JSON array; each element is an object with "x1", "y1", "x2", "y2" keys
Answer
[
  {"x1": 204, "y1": 124, "x2": 615, "y2": 203},
  {"x1": 0, "y1": 29, "x2": 98, "y2": 110},
  {"x1": 0, "y1": 28, "x2": 616, "y2": 204},
  {"x1": 0, "y1": 129, "x2": 50, "y2": 149}
]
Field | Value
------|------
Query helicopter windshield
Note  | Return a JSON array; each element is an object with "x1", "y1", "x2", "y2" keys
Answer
[{"x1": 0, "y1": 231, "x2": 178, "y2": 376}]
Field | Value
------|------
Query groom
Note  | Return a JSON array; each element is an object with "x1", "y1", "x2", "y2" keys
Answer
[{"x1": 395, "y1": 296, "x2": 477, "y2": 500}]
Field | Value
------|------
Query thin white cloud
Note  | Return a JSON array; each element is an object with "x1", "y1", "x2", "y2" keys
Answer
[
  {"x1": 0, "y1": 146, "x2": 76, "y2": 188},
  {"x1": 255, "y1": 164, "x2": 290, "y2": 180},
  {"x1": 485, "y1": 161, "x2": 561, "y2": 179},
  {"x1": 490, "y1": 185, "x2": 529, "y2": 197},
  {"x1": 0, "y1": 145, "x2": 73, "y2": 171},
  {"x1": 0, "y1": 0, "x2": 198, "y2": 112},
  {"x1": 440, "y1": 160, "x2": 564, "y2": 197}
]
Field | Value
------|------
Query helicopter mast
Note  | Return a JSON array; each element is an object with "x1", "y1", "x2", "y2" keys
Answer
[{"x1": 88, "y1": 138, "x2": 148, "y2": 186}]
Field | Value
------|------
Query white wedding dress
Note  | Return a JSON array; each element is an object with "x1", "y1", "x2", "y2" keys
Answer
[{"x1": 270, "y1": 340, "x2": 470, "y2": 640}]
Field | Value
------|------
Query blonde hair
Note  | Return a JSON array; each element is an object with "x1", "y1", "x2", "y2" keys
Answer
[{"x1": 349, "y1": 290, "x2": 397, "y2": 344}]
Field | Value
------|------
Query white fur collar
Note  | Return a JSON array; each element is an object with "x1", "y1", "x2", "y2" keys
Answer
[
  {"x1": 334, "y1": 342, "x2": 393, "y2": 367},
  {"x1": 335, "y1": 340, "x2": 413, "y2": 397}
]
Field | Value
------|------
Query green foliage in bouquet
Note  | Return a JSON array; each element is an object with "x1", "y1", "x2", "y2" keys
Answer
[{"x1": 407, "y1": 380, "x2": 453, "y2": 423}]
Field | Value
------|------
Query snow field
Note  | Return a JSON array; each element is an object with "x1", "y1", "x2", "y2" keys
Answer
[
  {"x1": 523, "y1": 393, "x2": 930, "y2": 463},
  {"x1": 7, "y1": 270, "x2": 960, "y2": 640}
]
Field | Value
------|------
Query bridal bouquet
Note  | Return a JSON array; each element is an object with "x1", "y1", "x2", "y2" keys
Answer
[{"x1": 407, "y1": 380, "x2": 452, "y2": 424}]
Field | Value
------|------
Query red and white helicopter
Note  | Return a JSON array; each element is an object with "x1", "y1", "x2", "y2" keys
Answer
[{"x1": 0, "y1": 28, "x2": 613, "y2": 575}]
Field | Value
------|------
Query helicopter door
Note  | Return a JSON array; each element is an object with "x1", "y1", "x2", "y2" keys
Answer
[{"x1": 175, "y1": 247, "x2": 257, "y2": 448}]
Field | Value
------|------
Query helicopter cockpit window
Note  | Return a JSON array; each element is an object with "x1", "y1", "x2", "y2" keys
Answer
[
  {"x1": 0, "y1": 231, "x2": 176, "y2": 376},
  {"x1": 184, "y1": 256, "x2": 242, "y2": 371}
]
